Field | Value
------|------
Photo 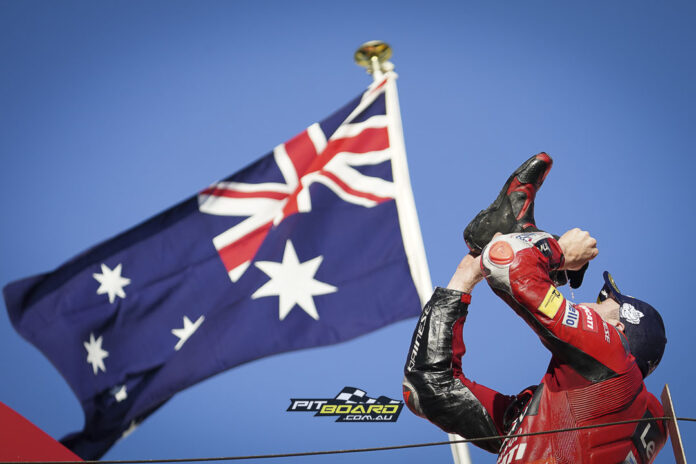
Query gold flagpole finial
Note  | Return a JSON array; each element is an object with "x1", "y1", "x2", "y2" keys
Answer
[{"x1": 354, "y1": 40, "x2": 393, "y2": 80}]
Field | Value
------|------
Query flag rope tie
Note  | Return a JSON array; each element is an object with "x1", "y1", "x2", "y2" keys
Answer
[{"x1": 18, "y1": 416, "x2": 695, "y2": 464}]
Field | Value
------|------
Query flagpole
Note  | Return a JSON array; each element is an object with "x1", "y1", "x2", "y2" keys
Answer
[{"x1": 355, "y1": 41, "x2": 473, "y2": 464}]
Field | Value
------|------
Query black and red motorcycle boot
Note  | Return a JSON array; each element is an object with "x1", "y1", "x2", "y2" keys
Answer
[{"x1": 463, "y1": 152, "x2": 553, "y2": 255}]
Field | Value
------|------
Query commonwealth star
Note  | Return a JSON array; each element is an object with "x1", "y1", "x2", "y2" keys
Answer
[{"x1": 252, "y1": 240, "x2": 337, "y2": 320}]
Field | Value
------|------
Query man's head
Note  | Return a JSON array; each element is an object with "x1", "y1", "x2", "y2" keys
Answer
[{"x1": 594, "y1": 271, "x2": 667, "y2": 378}]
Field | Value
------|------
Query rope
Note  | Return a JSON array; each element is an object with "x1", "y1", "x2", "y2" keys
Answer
[{"x1": 23, "y1": 416, "x2": 694, "y2": 464}]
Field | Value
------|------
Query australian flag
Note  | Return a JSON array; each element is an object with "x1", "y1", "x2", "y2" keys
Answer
[{"x1": 3, "y1": 75, "x2": 431, "y2": 459}]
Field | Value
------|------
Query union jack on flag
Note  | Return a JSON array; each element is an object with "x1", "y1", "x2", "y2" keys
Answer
[
  {"x1": 199, "y1": 79, "x2": 407, "y2": 284},
  {"x1": 4, "y1": 74, "x2": 431, "y2": 459}
]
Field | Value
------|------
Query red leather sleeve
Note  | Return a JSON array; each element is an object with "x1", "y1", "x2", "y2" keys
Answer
[{"x1": 481, "y1": 233, "x2": 633, "y2": 380}]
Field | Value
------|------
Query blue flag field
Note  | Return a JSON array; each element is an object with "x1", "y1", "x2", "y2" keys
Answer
[{"x1": 3, "y1": 74, "x2": 432, "y2": 459}]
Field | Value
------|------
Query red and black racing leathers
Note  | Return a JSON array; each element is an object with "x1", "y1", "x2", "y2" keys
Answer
[{"x1": 403, "y1": 232, "x2": 666, "y2": 464}]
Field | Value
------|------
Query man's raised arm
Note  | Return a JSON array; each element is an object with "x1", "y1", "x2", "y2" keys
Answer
[
  {"x1": 480, "y1": 230, "x2": 632, "y2": 381},
  {"x1": 402, "y1": 254, "x2": 515, "y2": 453}
]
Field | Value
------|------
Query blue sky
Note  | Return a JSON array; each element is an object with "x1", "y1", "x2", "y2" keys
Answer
[{"x1": 1, "y1": 1, "x2": 694, "y2": 463}]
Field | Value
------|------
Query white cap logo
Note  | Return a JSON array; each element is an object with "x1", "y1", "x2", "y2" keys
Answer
[{"x1": 620, "y1": 303, "x2": 644, "y2": 325}]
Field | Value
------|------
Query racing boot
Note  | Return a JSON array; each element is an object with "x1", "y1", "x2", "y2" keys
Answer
[
  {"x1": 464, "y1": 152, "x2": 553, "y2": 255},
  {"x1": 550, "y1": 262, "x2": 589, "y2": 289}
]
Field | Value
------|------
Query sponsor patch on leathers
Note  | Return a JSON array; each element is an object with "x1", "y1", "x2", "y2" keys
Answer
[
  {"x1": 538, "y1": 286, "x2": 563, "y2": 319},
  {"x1": 580, "y1": 305, "x2": 598, "y2": 333},
  {"x1": 562, "y1": 303, "x2": 579, "y2": 328}
]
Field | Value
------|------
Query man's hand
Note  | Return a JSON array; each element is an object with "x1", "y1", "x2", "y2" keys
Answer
[
  {"x1": 557, "y1": 228, "x2": 598, "y2": 270},
  {"x1": 447, "y1": 253, "x2": 484, "y2": 293}
]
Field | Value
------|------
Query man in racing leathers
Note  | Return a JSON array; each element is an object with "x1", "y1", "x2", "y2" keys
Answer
[{"x1": 403, "y1": 154, "x2": 667, "y2": 464}]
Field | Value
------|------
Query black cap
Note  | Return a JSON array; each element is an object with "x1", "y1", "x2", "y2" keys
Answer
[{"x1": 597, "y1": 271, "x2": 666, "y2": 377}]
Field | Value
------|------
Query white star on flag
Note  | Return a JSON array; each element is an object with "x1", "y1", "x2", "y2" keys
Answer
[
  {"x1": 121, "y1": 420, "x2": 138, "y2": 439},
  {"x1": 172, "y1": 315, "x2": 205, "y2": 351},
  {"x1": 252, "y1": 240, "x2": 337, "y2": 320},
  {"x1": 93, "y1": 263, "x2": 131, "y2": 303},
  {"x1": 112, "y1": 385, "x2": 128, "y2": 402},
  {"x1": 84, "y1": 332, "x2": 108, "y2": 375}
]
